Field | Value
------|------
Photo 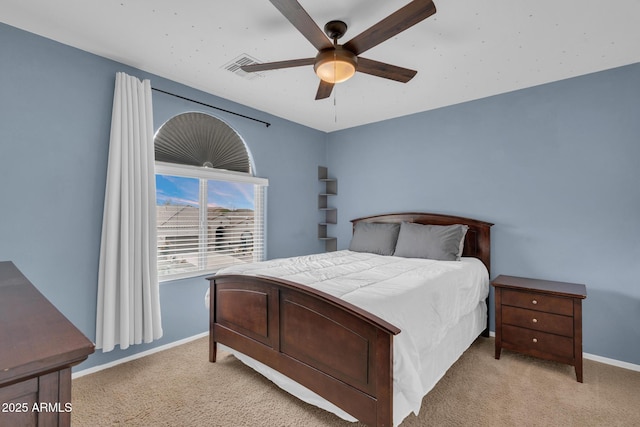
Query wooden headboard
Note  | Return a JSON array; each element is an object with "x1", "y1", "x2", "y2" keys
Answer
[{"x1": 351, "y1": 212, "x2": 493, "y2": 273}]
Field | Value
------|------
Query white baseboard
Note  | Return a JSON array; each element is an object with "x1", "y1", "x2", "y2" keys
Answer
[
  {"x1": 74, "y1": 330, "x2": 640, "y2": 379},
  {"x1": 487, "y1": 331, "x2": 640, "y2": 372},
  {"x1": 72, "y1": 331, "x2": 208, "y2": 379},
  {"x1": 583, "y1": 352, "x2": 640, "y2": 372}
]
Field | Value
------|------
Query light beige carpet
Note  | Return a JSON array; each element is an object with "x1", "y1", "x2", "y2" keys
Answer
[{"x1": 72, "y1": 337, "x2": 640, "y2": 426}]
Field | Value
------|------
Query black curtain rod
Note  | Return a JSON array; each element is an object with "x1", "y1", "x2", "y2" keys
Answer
[{"x1": 151, "y1": 87, "x2": 271, "y2": 128}]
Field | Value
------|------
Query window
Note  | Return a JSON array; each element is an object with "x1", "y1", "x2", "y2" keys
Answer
[
  {"x1": 155, "y1": 163, "x2": 267, "y2": 280},
  {"x1": 154, "y1": 112, "x2": 267, "y2": 281}
]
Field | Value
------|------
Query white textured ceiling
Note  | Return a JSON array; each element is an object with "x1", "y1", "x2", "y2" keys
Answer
[{"x1": 3, "y1": 0, "x2": 639, "y2": 132}]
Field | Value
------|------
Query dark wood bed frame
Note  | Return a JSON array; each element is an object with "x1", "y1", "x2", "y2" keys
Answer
[{"x1": 208, "y1": 212, "x2": 492, "y2": 427}]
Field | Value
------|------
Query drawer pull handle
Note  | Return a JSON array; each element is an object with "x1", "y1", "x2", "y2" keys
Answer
[
  {"x1": 532, "y1": 318, "x2": 538, "y2": 323},
  {"x1": 532, "y1": 338, "x2": 538, "y2": 343},
  {"x1": 532, "y1": 299, "x2": 538, "y2": 305}
]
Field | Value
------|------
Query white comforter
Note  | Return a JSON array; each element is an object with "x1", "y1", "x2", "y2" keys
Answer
[{"x1": 208, "y1": 250, "x2": 489, "y2": 425}]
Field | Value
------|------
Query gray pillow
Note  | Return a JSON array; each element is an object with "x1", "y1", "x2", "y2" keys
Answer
[
  {"x1": 349, "y1": 222, "x2": 401, "y2": 256},
  {"x1": 394, "y1": 222, "x2": 469, "y2": 261}
]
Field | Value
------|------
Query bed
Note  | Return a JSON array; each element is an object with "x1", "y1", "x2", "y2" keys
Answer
[{"x1": 207, "y1": 212, "x2": 492, "y2": 426}]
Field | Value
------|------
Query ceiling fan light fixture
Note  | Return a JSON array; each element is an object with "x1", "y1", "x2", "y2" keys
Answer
[{"x1": 314, "y1": 48, "x2": 357, "y2": 84}]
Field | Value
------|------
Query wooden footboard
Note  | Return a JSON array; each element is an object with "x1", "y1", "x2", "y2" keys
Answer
[{"x1": 208, "y1": 274, "x2": 401, "y2": 427}]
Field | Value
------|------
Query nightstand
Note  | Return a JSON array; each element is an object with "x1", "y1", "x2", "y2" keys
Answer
[{"x1": 492, "y1": 275, "x2": 587, "y2": 382}]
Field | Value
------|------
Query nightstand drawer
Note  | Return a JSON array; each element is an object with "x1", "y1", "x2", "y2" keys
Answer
[
  {"x1": 502, "y1": 324, "x2": 574, "y2": 359},
  {"x1": 502, "y1": 305, "x2": 574, "y2": 337},
  {"x1": 502, "y1": 289, "x2": 573, "y2": 316}
]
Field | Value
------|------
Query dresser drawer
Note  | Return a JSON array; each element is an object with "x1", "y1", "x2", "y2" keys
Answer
[
  {"x1": 502, "y1": 305, "x2": 574, "y2": 337},
  {"x1": 502, "y1": 289, "x2": 573, "y2": 316},
  {"x1": 502, "y1": 324, "x2": 574, "y2": 360},
  {"x1": 0, "y1": 378, "x2": 38, "y2": 427}
]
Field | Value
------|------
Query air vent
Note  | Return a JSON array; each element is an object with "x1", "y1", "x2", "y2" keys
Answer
[{"x1": 223, "y1": 54, "x2": 264, "y2": 80}]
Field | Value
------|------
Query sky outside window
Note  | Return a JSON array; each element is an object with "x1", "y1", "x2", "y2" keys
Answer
[
  {"x1": 156, "y1": 175, "x2": 199, "y2": 206},
  {"x1": 156, "y1": 175, "x2": 254, "y2": 210}
]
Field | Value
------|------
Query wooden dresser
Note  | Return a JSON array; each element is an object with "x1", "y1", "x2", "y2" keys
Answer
[
  {"x1": 0, "y1": 261, "x2": 95, "y2": 426},
  {"x1": 492, "y1": 275, "x2": 587, "y2": 382}
]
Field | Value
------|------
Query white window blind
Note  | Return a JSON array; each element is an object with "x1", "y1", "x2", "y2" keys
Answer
[{"x1": 156, "y1": 162, "x2": 267, "y2": 281}]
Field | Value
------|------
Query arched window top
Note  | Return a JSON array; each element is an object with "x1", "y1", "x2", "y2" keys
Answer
[{"x1": 154, "y1": 112, "x2": 252, "y2": 173}]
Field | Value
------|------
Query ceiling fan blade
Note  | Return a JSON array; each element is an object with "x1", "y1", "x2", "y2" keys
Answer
[
  {"x1": 315, "y1": 80, "x2": 334, "y2": 100},
  {"x1": 343, "y1": 0, "x2": 436, "y2": 56},
  {"x1": 356, "y1": 57, "x2": 417, "y2": 83},
  {"x1": 241, "y1": 58, "x2": 315, "y2": 72},
  {"x1": 269, "y1": 0, "x2": 333, "y2": 51}
]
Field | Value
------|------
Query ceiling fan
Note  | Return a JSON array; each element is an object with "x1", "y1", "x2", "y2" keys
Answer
[{"x1": 241, "y1": 0, "x2": 437, "y2": 100}]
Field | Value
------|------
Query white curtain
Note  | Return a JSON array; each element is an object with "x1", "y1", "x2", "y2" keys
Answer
[{"x1": 96, "y1": 72, "x2": 163, "y2": 352}]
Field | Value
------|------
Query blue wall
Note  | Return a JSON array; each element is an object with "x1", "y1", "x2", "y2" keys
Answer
[
  {"x1": 0, "y1": 22, "x2": 326, "y2": 370},
  {"x1": 1, "y1": 21, "x2": 638, "y2": 369},
  {"x1": 327, "y1": 63, "x2": 640, "y2": 365}
]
